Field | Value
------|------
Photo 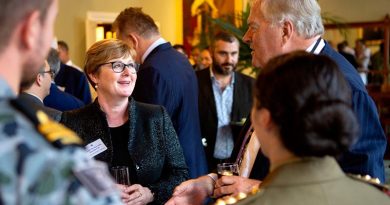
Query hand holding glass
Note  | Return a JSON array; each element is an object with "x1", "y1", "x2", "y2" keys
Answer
[
  {"x1": 217, "y1": 163, "x2": 240, "y2": 178},
  {"x1": 110, "y1": 166, "x2": 131, "y2": 185}
]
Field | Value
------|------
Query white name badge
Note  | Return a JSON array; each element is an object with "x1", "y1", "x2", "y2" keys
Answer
[{"x1": 85, "y1": 139, "x2": 108, "y2": 158}]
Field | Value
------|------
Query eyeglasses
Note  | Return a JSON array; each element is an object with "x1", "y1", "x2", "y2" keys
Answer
[
  {"x1": 98, "y1": 61, "x2": 139, "y2": 74},
  {"x1": 40, "y1": 70, "x2": 55, "y2": 78}
]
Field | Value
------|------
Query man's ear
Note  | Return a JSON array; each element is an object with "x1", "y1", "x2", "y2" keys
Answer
[
  {"x1": 281, "y1": 20, "x2": 294, "y2": 45},
  {"x1": 127, "y1": 33, "x2": 139, "y2": 49},
  {"x1": 20, "y1": 11, "x2": 41, "y2": 50},
  {"x1": 36, "y1": 73, "x2": 43, "y2": 87}
]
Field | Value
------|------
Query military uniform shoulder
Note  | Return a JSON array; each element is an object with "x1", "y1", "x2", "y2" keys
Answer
[
  {"x1": 10, "y1": 98, "x2": 82, "y2": 148},
  {"x1": 347, "y1": 174, "x2": 390, "y2": 196}
]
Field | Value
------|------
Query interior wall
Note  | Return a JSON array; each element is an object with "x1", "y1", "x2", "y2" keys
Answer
[
  {"x1": 319, "y1": 0, "x2": 390, "y2": 22},
  {"x1": 55, "y1": 0, "x2": 390, "y2": 67},
  {"x1": 55, "y1": 0, "x2": 182, "y2": 67}
]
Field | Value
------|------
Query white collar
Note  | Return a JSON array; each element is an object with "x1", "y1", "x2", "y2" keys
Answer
[
  {"x1": 305, "y1": 38, "x2": 325, "y2": 54},
  {"x1": 141, "y1": 37, "x2": 167, "y2": 63}
]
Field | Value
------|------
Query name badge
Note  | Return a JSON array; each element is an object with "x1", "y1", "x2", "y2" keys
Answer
[{"x1": 85, "y1": 139, "x2": 107, "y2": 158}]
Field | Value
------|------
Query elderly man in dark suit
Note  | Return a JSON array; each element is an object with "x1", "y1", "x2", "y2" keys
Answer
[
  {"x1": 196, "y1": 32, "x2": 254, "y2": 172},
  {"x1": 113, "y1": 7, "x2": 208, "y2": 178}
]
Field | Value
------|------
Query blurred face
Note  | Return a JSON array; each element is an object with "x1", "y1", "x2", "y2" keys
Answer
[
  {"x1": 199, "y1": 49, "x2": 212, "y2": 69},
  {"x1": 212, "y1": 40, "x2": 239, "y2": 76},
  {"x1": 90, "y1": 56, "x2": 137, "y2": 99},
  {"x1": 243, "y1": 0, "x2": 283, "y2": 68},
  {"x1": 21, "y1": 0, "x2": 58, "y2": 88},
  {"x1": 57, "y1": 45, "x2": 69, "y2": 64}
]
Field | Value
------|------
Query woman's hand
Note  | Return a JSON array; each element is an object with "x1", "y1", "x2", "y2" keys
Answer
[{"x1": 118, "y1": 184, "x2": 153, "y2": 205}]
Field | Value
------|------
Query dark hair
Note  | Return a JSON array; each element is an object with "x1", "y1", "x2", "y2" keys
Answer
[
  {"x1": 254, "y1": 51, "x2": 359, "y2": 157},
  {"x1": 214, "y1": 31, "x2": 239, "y2": 44},
  {"x1": 47, "y1": 48, "x2": 61, "y2": 75},
  {"x1": 57, "y1": 40, "x2": 69, "y2": 52},
  {"x1": 0, "y1": 0, "x2": 53, "y2": 53},
  {"x1": 113, "y1": 7, "x2": 159, "y2": 39}
]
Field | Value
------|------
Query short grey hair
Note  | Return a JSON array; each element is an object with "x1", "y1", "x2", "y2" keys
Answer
[
  {"x1": 260, "y1": 0, "x2": 324, "y2": 38},
  {"x1": 47, "y1": 48, "x2": 61, "y2": 76}
]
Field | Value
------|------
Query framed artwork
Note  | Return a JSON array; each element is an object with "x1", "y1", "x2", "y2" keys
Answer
[{"x1": 182, "y1": 0, "x2": 239, "y2": 52}]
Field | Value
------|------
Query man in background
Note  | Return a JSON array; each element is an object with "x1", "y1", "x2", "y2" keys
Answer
[
  {"x1": 57, "y1": 40, "x2": 82, "y2": 71},
  {"x1": 44, "y1": 48, "x2": 85, "y2": 111},
  {"x1": 114, "y1": 7, "x2": 208, "y2": 178},
  {"x1": 197, "y1": 32, "x2": 254, "y2": 172},
  {"x1": 19, "y1": 61, "x2": 62, "y2": 121}
]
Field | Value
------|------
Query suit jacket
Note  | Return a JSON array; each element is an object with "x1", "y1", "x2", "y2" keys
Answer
[
  {"x1": 321, "y1": 42, "x2": 386, "y2": 182},
  {"x1": 60, "y1": 98, "x2": 189, "y2": 204},
  {"x1": 132, "y1": 42, "x2": 208, "y2": 178},
  {"x1": 196, "y1": 68, "x2": 254, "y2": 171},
  {"x1": 237, "y1": 157, "x2": 390, "y2": 205},
  {"x1": 44, "y1": 83, "x2": 85, "y2": 111},
  {"x1": 18, "y1": 92, "x2": 62, "y2": 121},
  {"x1": 55, "y1": 63, "x2": 92, "y2": 105}
]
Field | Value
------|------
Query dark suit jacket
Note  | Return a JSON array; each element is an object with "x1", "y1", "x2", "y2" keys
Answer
[
  {"x1": 196, "y1": 68, "x2": 254, "y2": 171},
  {"x1": 44, "y1": 83, "x2": 85, "y2": 111},
  {"x1": 18, "y1": 92, "x2": 62, "y2": 121},
  {"x1": 321, "y1": 42, "x2": 386, "y2": 182},
  {"x1": 55, "y1": 63, "x2": 92, "y2": 105},
  {"x1": 60, "y1": 98, "x2": 189, "y2": 204},
  {"x1": 132, "y1": 42, "x2": 208, "y2": 178}
]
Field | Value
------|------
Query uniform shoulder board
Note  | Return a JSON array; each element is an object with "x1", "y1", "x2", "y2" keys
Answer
[
  {"x1": 347, "y1": 174, "x2": 390, "y2": 196},
  {"x1": 214, "y1": 186, "x2": 261, "y2": 205},
  {"x1": 10, "y1": 98, "x2": 82, "y2": 148}
]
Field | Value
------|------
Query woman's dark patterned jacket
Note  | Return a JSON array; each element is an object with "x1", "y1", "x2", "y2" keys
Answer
[{"x1": 60, "y1": 98, "x2": 189, "y2": 204}]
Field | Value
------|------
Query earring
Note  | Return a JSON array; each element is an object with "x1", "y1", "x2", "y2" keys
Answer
[{"x1": 94, "y1": 84, "x2": 98, "y2": 89}]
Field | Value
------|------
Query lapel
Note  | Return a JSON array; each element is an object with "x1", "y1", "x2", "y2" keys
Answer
[
  {"x1": 201, "y1": 68, "x2": 218, "y2": 121},
  {"x1": 231, "y1": 72, "x2": 241, "y2": 121}
]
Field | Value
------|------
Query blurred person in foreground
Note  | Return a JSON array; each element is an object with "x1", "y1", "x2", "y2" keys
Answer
[
  {"x1": 60, "y1": 39, "x2": 188, "y2": 205},
  {"x1": 0, "y1": 0, "x2": 122, "y2": 204},
  {"x1": 113, "y1": 7, "x2": 208, "y2": 178}
]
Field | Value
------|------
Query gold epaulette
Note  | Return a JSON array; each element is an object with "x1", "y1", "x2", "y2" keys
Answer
[
  {"x1": 36, "y1": 111, "x2": 82, "y2": 148},
  {"x1": 347, "y1": 174, "x2": 390, "y2": 196},
  {"x1": 214, "y1": 186, "x2": 260, "y2": 205}
]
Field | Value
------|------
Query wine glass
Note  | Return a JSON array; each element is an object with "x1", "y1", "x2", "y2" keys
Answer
[
  {"x1": 217, "y1": 163, "x2": 240, "y2": 178},
  {"x1": 110, "y1": 166, "x2": 131, "y2": 185}
]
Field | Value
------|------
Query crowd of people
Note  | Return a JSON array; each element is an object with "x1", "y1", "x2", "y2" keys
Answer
[{"x1": 0, "y1": 0, "x2": 389, "y2": 204}]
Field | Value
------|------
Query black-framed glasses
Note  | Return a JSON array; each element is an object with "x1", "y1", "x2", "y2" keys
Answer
[
  {"x1": 39, "y1": 70, "x2": 55, "y2": 78},
  {"x1": 98, "y1": 61, "x2": 139, "y2": 74}
]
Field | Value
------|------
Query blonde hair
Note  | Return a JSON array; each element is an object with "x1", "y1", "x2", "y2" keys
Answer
[{"x1": 84, "y1": 39, "x2": 136, "y2": 88}]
